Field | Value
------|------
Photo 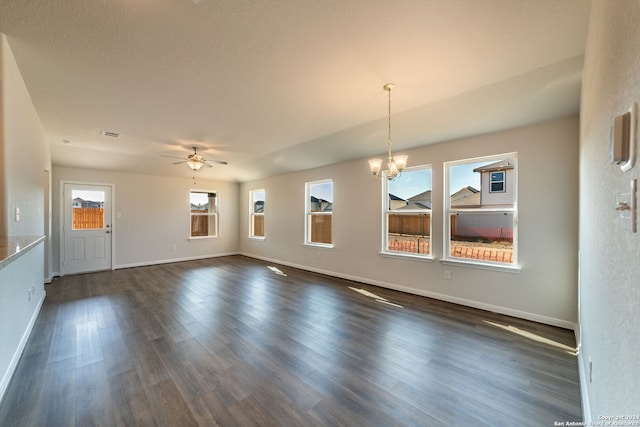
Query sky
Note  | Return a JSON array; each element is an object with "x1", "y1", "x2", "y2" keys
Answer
[
  {"x1": 71, "y1": 190, "x2": 105, "y2": 202},
  {"x1": 388, "y1": 168, "x2": 432, "y2": 199},
  {"x1": 388, "y1": 160, "x2": 492, "y2": 199},
  {"x1": 309, "y1": 181, "x2": 333, "y2": 202}
]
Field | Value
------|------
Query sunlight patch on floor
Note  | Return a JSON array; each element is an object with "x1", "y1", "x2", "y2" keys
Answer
[
  {"x1": 348, "y1": 286, "x2": 403, "y2": 308},
  {"x1": 267, "y1": 266, "x2": 287, "y2": 276},
  {"x1": 483, "y1": 320, "x2": 577, "y2": 355}
]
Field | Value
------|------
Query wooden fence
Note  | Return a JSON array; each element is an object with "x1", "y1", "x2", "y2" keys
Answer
[
  {"x1": 310, "y1": 215, "x2": 332, "y2": 244},
  {"x1": 252, "y1": 215, "x2": 264, "y2": 237},
  {"x1": 191, "y1": 213, "x2": 216, "y2": 237},
  {"x1": 72, "y1": 208, "x2": 104, "y2": 229},
  {"x1": 388, "y1": 214, "x2": 430, "y2": 236}
]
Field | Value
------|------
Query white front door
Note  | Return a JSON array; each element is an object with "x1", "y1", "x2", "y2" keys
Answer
[{"x1": 63, "y1": 183, "x2": 113, "y2": 275}]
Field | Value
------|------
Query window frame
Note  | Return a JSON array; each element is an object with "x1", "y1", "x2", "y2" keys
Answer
[
  {"x1": 443, "y1": 153, "x2": 519, "y2": 271},
  {"x1": 304, "y1": 179, "x2": 334, "y2": 248},
  {"x1": 189, "y1": 189, "x2": 219, "y2": 239},
  {"x1": 249, "y1": 189, "x2": 265, "y2": 239},
  {"x1": 490, "y1": 171, "x2": 506, "y2": 193},
  {"x1": 381, "y1": 164, "x2": 433, "y2": 260}
]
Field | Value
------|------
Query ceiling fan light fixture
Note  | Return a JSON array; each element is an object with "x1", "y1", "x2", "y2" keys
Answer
[{"x1": 187, "y1": 158, "x2": 204, "y2": 170}]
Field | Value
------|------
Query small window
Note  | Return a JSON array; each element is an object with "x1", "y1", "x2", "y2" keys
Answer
[
  {"x1": 250, "y1": 189, "x2": 265, "y2": 238},
  {"x1": 445, "y1": 154, "x2": 517, "y2": 267},
  {"x1": 383, "y1": 166, "x2": 432, "y2": 257},
  {"x1": 71, "y1": 190, "x2": 105, "y2": 230},
  {"x1": 190, "y1": 190, "x2": 218, "y2": 238},
  {"x1": 305, "y1": 180, "x2": 333, "y2": 247},
  {"x1": 490, "y1": 171, "x2": 505, "y2": 193}
]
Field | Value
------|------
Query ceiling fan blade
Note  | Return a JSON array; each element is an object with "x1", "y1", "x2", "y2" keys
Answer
[
  {"x1": 161, "y1": 155, "x2": 188, "y2": 160},
  {"x1": 205, "y1": 159, "x2": 228, "y2": 165},
  {"x1": 172, "y1": 160, "x2": 187, "y2": 165}
]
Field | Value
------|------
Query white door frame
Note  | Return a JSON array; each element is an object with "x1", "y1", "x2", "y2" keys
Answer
[{"x1": 60, "y1": 181, "x2": 116, "y2": 275}]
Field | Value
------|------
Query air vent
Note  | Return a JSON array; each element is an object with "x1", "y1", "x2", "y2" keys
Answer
[{"x1": 100, "y1": 130, "x2": 120, "y2": 138}]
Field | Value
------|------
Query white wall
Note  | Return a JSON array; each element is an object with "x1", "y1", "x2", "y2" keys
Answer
[
  {"x1": 240, "y1": 116, "x2": 579, "y2": 328},
  {"x1": 0, "y1": 34, "x2": 49, "y2": 402},
  {"x1": 51, "y1": 167, "x2": 240, "y2": 273},
  {"x1": 1, "y1": 34, "x2": 50, "y2": 237},
  {"x1": 579, "y1": 0, "x2": 640, "y2": 419}
]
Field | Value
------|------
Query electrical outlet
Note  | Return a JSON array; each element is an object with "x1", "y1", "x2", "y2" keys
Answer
[{"x1": 443, "y1": 270, "x2": 451, "y2": 280}]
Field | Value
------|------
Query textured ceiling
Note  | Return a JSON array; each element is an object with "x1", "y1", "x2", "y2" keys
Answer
[{"x1": 0, "y1": 0, "x2": 591, "y2": 182}]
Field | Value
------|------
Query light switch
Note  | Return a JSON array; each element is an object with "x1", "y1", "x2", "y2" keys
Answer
[
  {"x1": 616, "y1": 179, "x2": 637, "y2": 232},
  {"x1": 15, "y1": 207, "x2": 20, "y2": 222}
]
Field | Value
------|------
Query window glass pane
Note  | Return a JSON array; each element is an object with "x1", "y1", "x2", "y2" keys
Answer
[
  {"x1": 446, "y1": 154, "x2": 516, "y2": 266},
  {"x1": 253, "y1": 216, "x2": 264, "y2": 237},
  {"x1": 71, "y1": 190, "x2": 105, "y2": 230},
  {"x1": 387, "y1": 168, "x2": 432, "y2": 211},
  {"x1": 387, "y1": 213, "x2": 431, "y2": 254},
  {"x1": 309, "y1": 182, "x2": 333, "y2": 212},
  {"x1": 309, "y1": 214, "x2": 332, "y2": 244},
  {"x1": 450, "y1": 212, "x2": 514, "y2": 263},
  {"x1": 190, "y1": 191, "x2": 217, "y2": 237},
  {"x1": 250, "y1": 189, "x2": 265, "y2": 238},
  {"x1": 306, "y1": 180, "x2": 333, "y2": 245},
  {"x1": 384, "y1": 167, "x2": 432, "y2": 256},
  {"x1": 252, "y1": 190, "x2": 265, "y2": 213}
]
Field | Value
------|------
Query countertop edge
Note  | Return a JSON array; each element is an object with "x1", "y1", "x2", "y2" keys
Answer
[{"x1": 0, "y1": 235, "x2": 46, "y2": 269}]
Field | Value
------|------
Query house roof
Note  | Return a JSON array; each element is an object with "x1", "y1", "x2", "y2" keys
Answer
[
  {"x1": 473, "y1": 159, "x2": 515, "y2": 173},
  {"x1": 0, "y1": 1, "x2": 590, "y2": 182},
  {"x1": 450, "y1": 186, "x2": 481, "y2": 208}
]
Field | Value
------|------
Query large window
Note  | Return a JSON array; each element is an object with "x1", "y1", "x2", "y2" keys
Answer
[
  {"x1": 444, "y1": 154, "x2": 517, "y2": 267},
  {"x1": 383, "y1": 165, "x2": 432, "y2": 257},
  {"x1": 190, "y1": 190, "x2": 218, "y2": 238},
  {"x1": 305, "y1": 179, "x2": 333, "y2": 247},
  {"x1": 250, "y1": 189, "x2": 265, "y2": 238}
]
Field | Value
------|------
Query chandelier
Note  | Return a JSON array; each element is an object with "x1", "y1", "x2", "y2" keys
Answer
[{"x1": 368, "y1": 83, "x2": 408, "y2": 180}]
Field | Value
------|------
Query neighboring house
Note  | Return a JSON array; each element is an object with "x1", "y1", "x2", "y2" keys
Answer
[
  {"x1": 72, "y1": 197, "x2": 103, "y2": 208},
  {"x1": 310, "y1": 196, "x2": 332, "y2": 212},
  {"x1": 451, "y1": 160, "x2": 515, "y2": 242},
  {"x1": 403, "y1": 190, "x2": 432, "y2": 210},
  {"x1": 472, "y1": 159, "x2": 515, "y2": 206},
  {"x1": 254, "y1": 200, "x2": 264, "y2": 213},
  {"x1": 450, "y1": 186, "x2": 480, "y2": 208},
  {"x1": 388, "y1": 193, "x2": 408, "y2": 210}
]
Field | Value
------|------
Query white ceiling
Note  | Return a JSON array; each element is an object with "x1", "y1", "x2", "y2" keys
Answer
[{"x1": 0, "y1": 0, "x2": 591, "y2": 182}]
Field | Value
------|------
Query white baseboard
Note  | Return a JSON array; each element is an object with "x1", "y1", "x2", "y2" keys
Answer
[
  {"x1": 576, "y1": 341, "x2": 592, "y2": 422},
  {"x1": 0, "y1": 291, "x2": 46, "y2": 403},
  {"x1": 115, "y1": 252, "x2": 240, "y2": 270},
  {"x1": 240, "y1": 252, "x2": 577, "y2": 330}
]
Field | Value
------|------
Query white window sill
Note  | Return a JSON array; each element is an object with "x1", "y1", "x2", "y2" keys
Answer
[
  {"x1": 440, "y1": 258, "x2": 521, "y2": 273},
  {"x1": 188, "y1": 236, "x2": 218, "y2": 241},
  {"x1": 305, "y1": 243, "x2": 334, "y2": 249},
  {"x1": 248, "y1": 236, "x2": 266, "y2": 241},
  {"x1": 380, "y1": 251, "x2": 434, "y2": 262}
]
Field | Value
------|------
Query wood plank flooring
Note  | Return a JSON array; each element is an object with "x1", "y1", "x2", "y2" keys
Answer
[{"x1": 0, "y1": 255, "x2": 582, "y2": 426}]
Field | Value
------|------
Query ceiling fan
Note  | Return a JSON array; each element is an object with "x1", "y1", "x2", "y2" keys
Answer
[{"x1": 162, "y1": 147, "x2": 228, "y2": 171}]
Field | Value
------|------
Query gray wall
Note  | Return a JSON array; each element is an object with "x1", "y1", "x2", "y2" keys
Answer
[
  {"x1": 51, "y1": 167, "x2": 240, "y2": 273},
  {"x1": 579, "y1": 0, "x2": 640, "y2": 418},
  {"x1": 240, "y1": 116, "x2": 579, "y2": 328}
]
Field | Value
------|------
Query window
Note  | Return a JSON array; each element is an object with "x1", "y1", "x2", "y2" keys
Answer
[
  {"x1": 444, "y1": 154, "x2": 517, "y2": 267},
  {"x1": 190, "y1": 190, "x2": 218, "y2": 238},
  {"x1": 383, "y1": 165, "x2": 432, "y2": 257},
  {"x1": 250, "y1": 189, "x2": 265, "y2": 238},
  {"x1": 71, "y1": 189, "x2": 105, "y2": 230},
  {"x1": 490, "y1": 171, "x2": 505, "y2": 193},
  {"x1": 305, "y1": 179, "x2": 333, "y2": 246}
]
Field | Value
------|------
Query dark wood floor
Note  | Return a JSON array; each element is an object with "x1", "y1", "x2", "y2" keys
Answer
[{"x1": 0, "y1": 255, "x2": 582, "y2": 426}]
